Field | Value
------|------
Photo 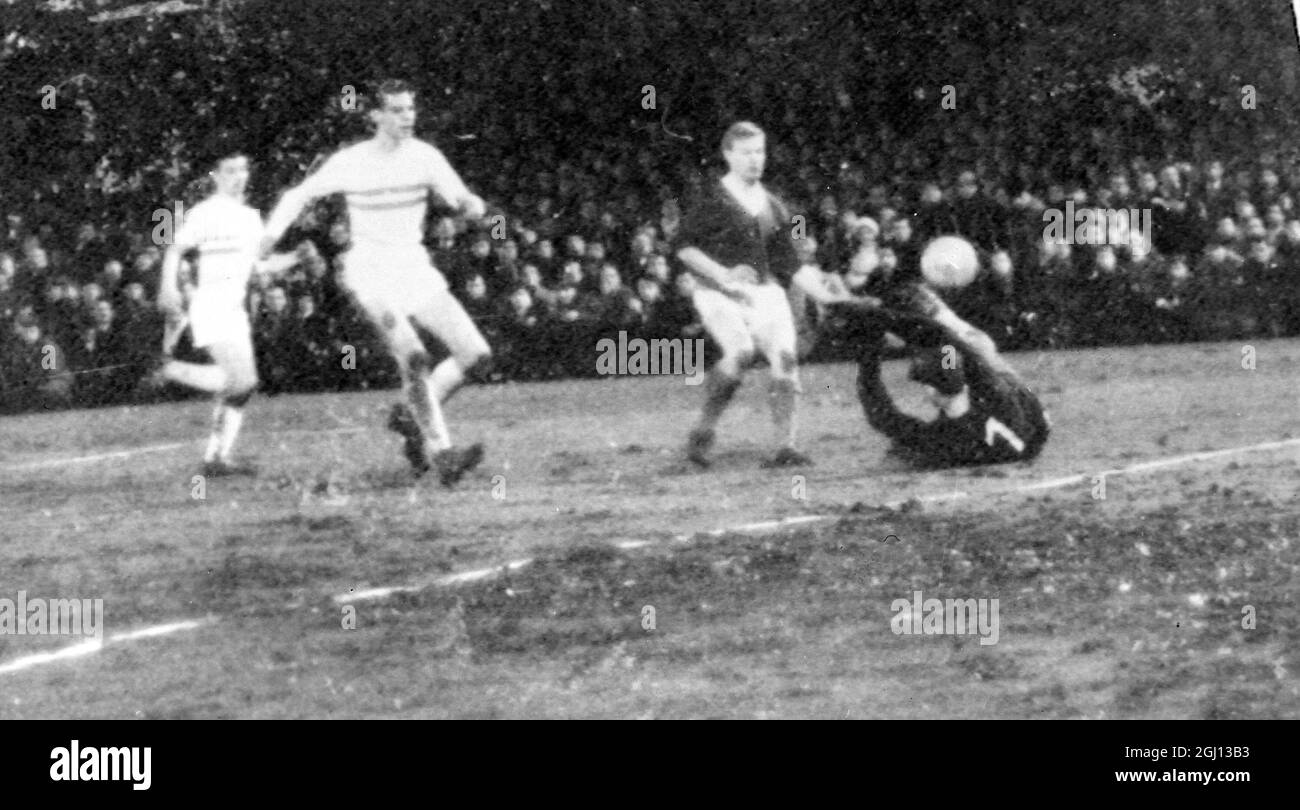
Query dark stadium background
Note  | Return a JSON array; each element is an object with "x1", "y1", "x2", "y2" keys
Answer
[{"x1": 2, "y1": 0, "x2": 1298, "y2": 411}]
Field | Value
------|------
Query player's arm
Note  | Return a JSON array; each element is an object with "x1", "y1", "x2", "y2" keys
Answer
[
  {"x1": 260, "y1": 156, "x2": 346, "y2": 257},
  {"x1": 791, "y1": 265, "x2": 881, "y2": 307},
  {"x1": 429, "y1": 149, "x2": 486, "y2": 221},
  {"x1": 158, "y1": 212, "x2": 201, "y2": 321},
  {"x1": 676, "y1": 246, "x2": 756, "y2": 303}
]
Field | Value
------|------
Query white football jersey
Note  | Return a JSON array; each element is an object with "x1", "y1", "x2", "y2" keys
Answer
[
  {"x1": 174, "y1": 195, "x2": 264, "y2": 310},
  {"x1": 270, "y1": 138, "x2": 469, "y2": 251}
]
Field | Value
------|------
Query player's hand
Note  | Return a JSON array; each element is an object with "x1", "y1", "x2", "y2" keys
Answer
[
  {"x1": 730, "y1": 264, "x2": 759, "y2": 285},
  {"x1": 258, "y1": 235, "x2": 282, "y2": 260},
  {"x1": 461, "y1": 194, "x2": 487, "y2": 222}
]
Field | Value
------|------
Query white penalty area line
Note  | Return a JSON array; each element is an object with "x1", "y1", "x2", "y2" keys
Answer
[
  {"x1": 0, "y1": 618, "x2": 214, "y2": 677},
  {"x1": 334, "y1": 435, "x2": 1300, "y2": 605},
  {"x1": 0, "y1": 426, "x2": 369, "y2": 474}
]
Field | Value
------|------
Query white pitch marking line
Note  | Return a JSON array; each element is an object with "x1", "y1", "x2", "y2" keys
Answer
[
  {"x1": 7, "y1": 436, "x2": 1297, "y2": 672},
  {"x1": 1, "y1": 442, "x2": 190, "y2": 472},
  {"x1": 0, "y1": 426, "x2": 369, "y2": 474},
  {"x1": 0, "y1": 617, "x2": 214, "y2": 676},
  {"x1": 326, "y1": 435, "x2": 1300, "y2": 606},
  {"x1": 333, "y1": 558, "x2": 536, "y2": 604}
]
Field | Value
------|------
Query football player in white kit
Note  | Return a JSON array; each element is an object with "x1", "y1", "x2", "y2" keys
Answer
[
  {"x1": 156, "y1": 147, "x2": 277, "y2": 477},
  {"x1": 259, "y1": 80, "x2": 490, "y2": 485}
]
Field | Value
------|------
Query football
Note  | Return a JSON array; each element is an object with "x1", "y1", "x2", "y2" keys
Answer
[{"x1": 920, "y1": 235, "x2": 980, "y2": 288}]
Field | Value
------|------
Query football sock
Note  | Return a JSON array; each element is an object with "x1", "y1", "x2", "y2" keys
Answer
[
  {"x1": 698, "y1": 370, "x2": 741, "y2": 432},
  {"x1": 407, "y1": 375, "x2": 452, "y2": 452},
  {"x1": 203, "y1": 402, "x2": 223, "y2": 464},
  {"x1": 769, "y1": 376, "x2": 798, "y2": 448},
  {"x1": 429, "y1": 357, "x2": 465, "y2": 404},
  {"x1": 218, "y1": 405, "x2": 244, "y2": 461}
]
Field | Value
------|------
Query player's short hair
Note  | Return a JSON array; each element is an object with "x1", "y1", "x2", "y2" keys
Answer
[
  {"x1": 370, "y1": 79, "x2": 416, "y2": 110},
  {"x1": 721, "y1": 121, "x2": 765, "y2": 151},
  {"x1": 195, "y1": 136, "x2": 247, "y2": 172}
]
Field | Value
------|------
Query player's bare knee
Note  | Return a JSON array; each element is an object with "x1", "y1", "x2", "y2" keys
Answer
[
  {"x1": 407, "y1": 350, "x2": 435, "y2": 376},
  {"x1": 224, "y1": 387, "x2": 254, "y2": 408},
  {"x1": 732, "y1": 347, "x2": 757, "y2": 369}
]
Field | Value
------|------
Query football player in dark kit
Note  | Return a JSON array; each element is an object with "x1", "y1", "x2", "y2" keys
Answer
[{"x1": 835, "y1": 282, "x2": 1051, "y2": 468}]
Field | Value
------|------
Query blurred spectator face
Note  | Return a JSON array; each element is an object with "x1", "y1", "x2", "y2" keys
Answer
[
  {"x1": 464, "y1": 275, "x2": 487, "y2": 300},
  {"x1": 818, "y1": 195, "x2": 838, "y2": 219},
  {"x1": 132, "y1": 251, "x2": 153, "y2": 275},
  {"x1": 674, "y1": 272, "x2": 696, "y2": 298},
  {"x1": 565, "y1": 235, "x2": 586, "y2": 258},
  {"x1": 520, "y1": 229, "x2": 538, "y2": 247},
  {"x1": 647, "y1": 255, "x2": 671, "y2": 284},
  {"x1": 636, "y1": 278, "x2": 661, "y2": 303},
  {"x1": 867, "y1": 185, "x2": 889, "y2": 210},
  {"x1": 82, "y1": 282, "x2": 102, "y2": 307},
  {"x1": 534, "y1": 240, "x2": 555, "y2": 261},
  {"x1": 265, "y1": 287, "x2": 288, "y2": 314},
  {"x1": 956, "y1": 172, "x2": 979, "y2": 199},
  {"x1": 101, "y1": 260, "x2": 124, "y2": 287},
  {"x1": 536, "y1": 197, "x2": 554, "y2": 217},
  {"x1": 990, "y1": 250, "x2": 1013, "y2": 279},
  {"x1": 889, "y1": 219, "x2": 913, "y2": 244},
  {"x1": 434, "y1": 217, "x2": 457, "y2": 241},
  {"x1": 0, "y1": 252, "x2": 15, "y2": 279},
  {"x1": 1234, "y1": 169, "x2": 1253, "y2": 189},
  {"x1": 297, "y1": 296, "x2": 315, "y2": 318},
  {"x1": 45, "y1": 281, "x2": 68, "y2": 302},
  {"x1": 1248, "y1": 241, "x2": 1273, "y2": 263},
  {"x1": 1205, "y1": 161, "x2": 1224, "y2": 182},
  {"x1": 877, "y1": 248, "x2": 897, "y2": 274},
  {"x1": 497, "y1": 240, "x2": 520, "y2": 262},
  {"x1": 1216, "y1": 218, "x2": 1240, "y2": 241},
  {"x1": 329, "y1": 220, "x2": 350, "y2": 247},
  {"x1": 1261, "y1": 169, "x2": 1279, "y2": 191},
  {"x1": 92, "y1": 300, "x2": 114, "y2": 329},
  {"x1": 1169, "y1": 260, "x2": 1190, "y2": 283},
  {"x1": 521, "y1": 264, "x2": 542, "y2": 288},
  {"x1": 124, "y1": 282, "x2": 146, "y2": 302},
  {"x1": 1047, "y1": 183, "x2": 1066, "y2": 202},
  {"x1": 1158, "y1": 165, "x2": 1181, "y2": 189},
  {"x1": 920, "y1": 183, "x2": 943, "y2": 204},
  {"x1": 16, "y1": 320, "x2": 41, "y2": 345},
  {"x1": 25, "y1": 246, "x2": 49, "y2": 271},
  {"x1": 1265, "y1": 207, "x2": 1285, "y2": 229},
  {"x1": 585, "y1": 243, "x2": 606, "y2": 263},
  {"x1": 561, "y1": 261, "x2": 583, "y2": 286},
  {"x1": 1235, "y1": 200, "x2": 1257, "y2": 221},
  {"x1": 470, "y1": 238, "x2": 491, "y2": 259},
  {"x1": 508, "y1": 286, "x2": 532, "y2": 314},
  {"x1": 877, "y1": 207, "x2": 897, "y2": 228},
  {"x1": 1095, "y1": 247, "x2": 1118, "y2": 274},
  {"x1": 631, "y1": 232, "x2": 654, "y2": 258},
  {"x1": 76, "y1": 223, "x2": 97, "y2": 244},
  {"x1": 1137, "y1": 173, "x2": 1157, "y2": 194},
  {"x1": 1109, "y1": 174, "x2": 1131, "y2": 198},
  {"x1": 1245, "y1": 218, "x2": 1267, "y2": 240},
  {"x1": 598, "y1": 265, "x2": 622, "y2": 295},
  {"x1": 556, "y1": 285, "x2": 578, "y2": 306}
]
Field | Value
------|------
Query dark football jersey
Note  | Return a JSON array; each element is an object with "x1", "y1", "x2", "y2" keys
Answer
[{"x1": 675, "y1": 178, "x2": 801, "y2": 288}]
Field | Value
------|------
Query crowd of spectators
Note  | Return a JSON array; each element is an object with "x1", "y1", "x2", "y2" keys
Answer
[{"x1": 4, "y1": 141, "x2": 1300, "y2": 415}]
